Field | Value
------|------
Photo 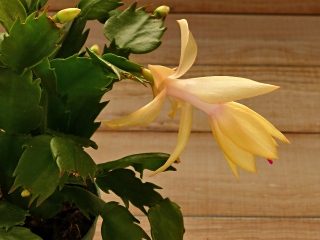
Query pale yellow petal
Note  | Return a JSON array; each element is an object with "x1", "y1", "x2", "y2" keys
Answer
[
  {"x1": 170, "y1": 19, "x2": 198, "y2": 79},
  {"x1": 169, "y1": 76, "x2": 279, "y2": 104},
  {"x1": 215, "y1": 102, "x2": 279, "y2": 159},
  {"x1": 151, "y1": 102, "x2": 193, "y2": 176},
  {"x1": 228, "y1": 102, "x2": 290, "y2": 144},
  {"x1": 148, "y1": 65, "x2": 175, "y2": 89},
  {"x1": 103, "y1": 89, "x2": 166, "y2": 129},
  {"x1": 224, "y1": 154, "x2": 240, "y2": 179},
  {"x1": 210, "y1": 118, "x2": 257, "y2": 173},
  {"x1": 168, "y1": 96, "x2": 181, "y2": 119}
]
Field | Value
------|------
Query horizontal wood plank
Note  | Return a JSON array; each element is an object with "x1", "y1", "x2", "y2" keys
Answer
[
  {"x1": 98, "y1": 66, "x2": 320, "y2": 133},
  {"x1": 87, "y1": 132, "x2": 320, "y2": 217},
  {"x1": 84, "y1": 14, "x2": 320, "y2": 66},
  {"x1": 47, "y1": 0, "x2": 320, "y2": 15},
  {"x1": 93, "y1": 217, "x2": 320, "y2": 240}
]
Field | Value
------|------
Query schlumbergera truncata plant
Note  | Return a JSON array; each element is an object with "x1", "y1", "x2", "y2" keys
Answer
[{"x1": 0, "y1": 0, "x2": 290, "y2": 239}]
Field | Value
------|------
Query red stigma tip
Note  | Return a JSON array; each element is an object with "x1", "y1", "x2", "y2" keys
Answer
[{"x1": 267, "y1": 159, "x2": 273, "y2": 164}]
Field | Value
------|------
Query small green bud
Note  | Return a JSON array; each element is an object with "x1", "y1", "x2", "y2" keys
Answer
[
  {"x1": 90, "y1": 44, "x2": 100, "y2": 55},
  {"x1": 52, "y1": 8, "x2": 81, "y2": 24},
  {"x1": 21, "y1": 189, "x2": 31, "y2": 198},
  {"x1": 153, "y1": 6, "x2": 170, "y2": 19}
]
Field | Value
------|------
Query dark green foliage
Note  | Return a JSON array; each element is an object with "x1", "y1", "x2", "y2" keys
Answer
[
  {"x1": 0, "y1": 201, "x2": 29, "y2": 230},
  {"x1": 101, "y1": 202, "x2": 150, "y2": 240},
  {"x1": 0, "y1": 226, "x2": 42, "y2": 240},
  {"x1": 0, "y1": 10, "x2": 63, "y2": 73},
  {"x1": 96, "y1": 169, "x2": 163, "y2": 215},
  {"x1": 104, "y1": 3, "x2": 166, "y2": 54},
  {"x1": 0, "y1": 69, "x2": 43, "y2": 134},
  {"x1": 148, "y1": 198, "x2": 185, "y2": 240}
]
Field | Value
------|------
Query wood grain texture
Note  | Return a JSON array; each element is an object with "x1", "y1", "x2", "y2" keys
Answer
[
  {"x1": 93, "y1": 217, "x2": 320, "y2": 240},
  {"x1": 87, "y1": 132, "x2": 320, "y2": 217},
  {"x1": 84, "y1": 14, "x2": 320, "y2": 66},
  {"x1": 47, "y1": 0, "x2": 320, "y2": 15},
  {"x1": 98, "y1": 66, "x2": 320, "y2": 133}
]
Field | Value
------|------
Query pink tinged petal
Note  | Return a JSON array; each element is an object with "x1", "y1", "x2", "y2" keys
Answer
[
  {"x1": 210, "y1": 118, "x2": 257, "y2": 174},
  {"x1": 228, "y1": 102, "x2": 290, "y2": 144},
  {"x1": 148, "y1": 65, "x2": 175, "y2": 89},
  {"x1": 170, "y1": 19, "x2": 198, "y2": 79},
  {"x1": 103, "y1": 89, "x2": 167, "y2": 129},
  {"x1": 215, "y1": 102, "x2": 279, "y2": 159},
  {"x1": 169, "y1": 76, "x2": 279, "y2": 104},
  {"x1": 151, "y1": 102, "x2": 193, "y2": 176}
]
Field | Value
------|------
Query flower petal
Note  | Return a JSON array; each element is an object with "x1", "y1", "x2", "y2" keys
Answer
[
  {"x1": 170, "y1": 19, "x2": 197, "y2": 79},
  {"x1": 168, "y1": 96, "x2": 180, "y2": 119},
  {"x1": 215, "y1": 102, "x2": 279, "y2": 159},
  {"x1": 228, "y1": 102, "x2": 290, "y2": 144},
  {"x1": 169, "y1": 76, "x2": 279, "y2": 104},
  {"x1": 151, "y1": 101, "x2": 193, "y2": 175},
  {"x1": 210, "y1": 118, "x2": 257, "y2": 174},
  {"x1": 148, "y1": 65, "x2": 175, "y2": 89},
  {"x1": 103, "y1": 89, "x2": 166, "y2": 129}
]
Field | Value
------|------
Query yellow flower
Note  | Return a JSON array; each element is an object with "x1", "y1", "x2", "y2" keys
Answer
[{"x1": 104, "y1": 19, "x2": 289, "y2": 177}]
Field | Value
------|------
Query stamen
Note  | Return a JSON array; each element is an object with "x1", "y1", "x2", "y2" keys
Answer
[{"x1": 267, "y1": 159, "x2": 273, "y2": 164}]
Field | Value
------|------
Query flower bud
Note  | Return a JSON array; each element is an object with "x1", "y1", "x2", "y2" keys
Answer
[
  {"x1": 153, "y1": 6, "x2": 170, "y2": 19},
  {"x1": 21, "y1": 189, "x2": 31, "y2": 197},
  {"x1": 90, "y1": 44, "x2": 100, "y2": 55},
  {"x1": 52, "y1": 8, "x2": 81, "y2": 24}
]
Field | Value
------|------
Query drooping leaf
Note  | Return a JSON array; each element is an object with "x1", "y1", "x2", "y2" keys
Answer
[
  {"x1": 96, "y1": 152, "x2": 176, "y2": 178},
  {"x1": 104, "y1": 3, "x2": 166, "y2": 54},
  {"x1": 50, "y1": 136, "x2": 97, "y2": 181},
  {"x1": 96, "y1": 169, "x2": 163, "y2": 215},
  {"x1": 50, "y1": 55, "x2": 114, "y2": 100},
  {"x1": 10, "y1": 135, "x2": 61, "y2": 206},
  {"x1": 0, "y1": 201, "x2": 29, "y2": 230},
  {"x1": 77, "y1": 0, "x2": 123, "y2": 22},
  {"x1": 101, "y1": 202, "x2": 151, "y2": 240},
  {"x1": 0, "y1": 68, "x2": 43, "y2": 134},
  {"x1": 87, "y1": 48, "x2": 146, "y2": 84},
  {"x1": 0, "y1": 0, "x2": 27, "y2": 32},
  {"x1": 60, "y1": 185, "x2": 104, "y2": 218},
  {"x1": 148, "y1": 198, "x2": 185, "y2": 240},
  {"x1": 0, "y1": 10, "x2": 63, "y2": 73},
  {"x1": 32, "y1": 58, "x2": 57, "y2": 95},
  {"x1": 0, "y1": 227, "x2": 41, "y2": 240}
]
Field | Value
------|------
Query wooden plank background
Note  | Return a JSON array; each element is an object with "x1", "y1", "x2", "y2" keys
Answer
[{"x1": 43, "y1": 0, "x2": 320, "y2": 239}]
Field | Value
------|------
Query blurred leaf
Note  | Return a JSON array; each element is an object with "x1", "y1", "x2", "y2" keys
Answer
[
  {"x1": 0, "y1": 227, "x2": 41, "y2": 240},
  {"x1": 0, "y1": 201, "x2": 29, "y2": 230},
  {"x1": 104, "y1": 3, "x2": 166, "y2": 54},
  {"x1": 61, "y1": 185, "x2": 104, "y2": 218},
  {"x1": 0, "y1": 69, "x2": 43, "y2": 134},
  {"x1": 19, "y1": 0, "x2": 48, "y2": 14},
  {"x1": 50, "y1": 55, "x2": 114, "y2": 100},
  {"x1": 32, "y1": 58, "x2": 57, "y2": 95},
  {"x1": 0, "y1": 0, "x2": 26, "y2": 32},
  {"x1": 96, "y1": 169, "x2": 163, "y2": 215},
  {"x1": 103, "y1": 41, "x2": 130, "y2": 59},
  {"x1": 50, "y1": 136, "x2": 97, "y2": 181},
  {"x1": 0, "y1": 10, "x2": 63, "y2": 73},
  {"x1": 10, "y1": 135, "x2": 61, "y2": 207},
  {"x1": 148, "y1": 198, "x2": 185, "y2": 240},
  {"x1": 101, "y1": 202, "x2": 150, "y2": 240},
  {"x1": 77, "y1": 0, "x2": 123, "y2": 22},
  {"x1": 97, "y1": 152, "x2": 176, "y2": 178}
]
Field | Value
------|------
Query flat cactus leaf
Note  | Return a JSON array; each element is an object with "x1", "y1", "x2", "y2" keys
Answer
[
  {"x1": 50, "y1": 55, "x2": 115, "y2": 100},
  {"x1": 0, "y1": 0, "x2": 27, "y2": 32},
  {"x1": 10, "y1": 135, "x2": 61, "y2": 207},
  {"x1": 0, "y1": 227, "x2": 41, "y2": 240},
  {"x1": 148, "y1": 198, "x2": 185, "y2": 240},
  {"x1": 96, "y1": 169, "x2": 163, "y2": 215},
  {"x1": 50, "y1": 136, "x2": 97, "y2": 182},
  {"x1": 104, "y1": 3, "x2": 167, "y2": 54},
  {"x1": 32, "y1": 58, "x2": 57, "y2": 95},
  {"x1": 0, "y1": 68, "x2": 43, "y2": 134},
  {"x1": 101, "y1": 202, "x2": 151, "y2": 240},
  {"x1": 0, "y1": 10, "x2": 64, "y2": 73},
  {"x1": 0, "y1": 201, "x2": 29, "y2": 230},
  {"x1": 77, "y1": 0, "x2": 123, "y2": 22}
]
